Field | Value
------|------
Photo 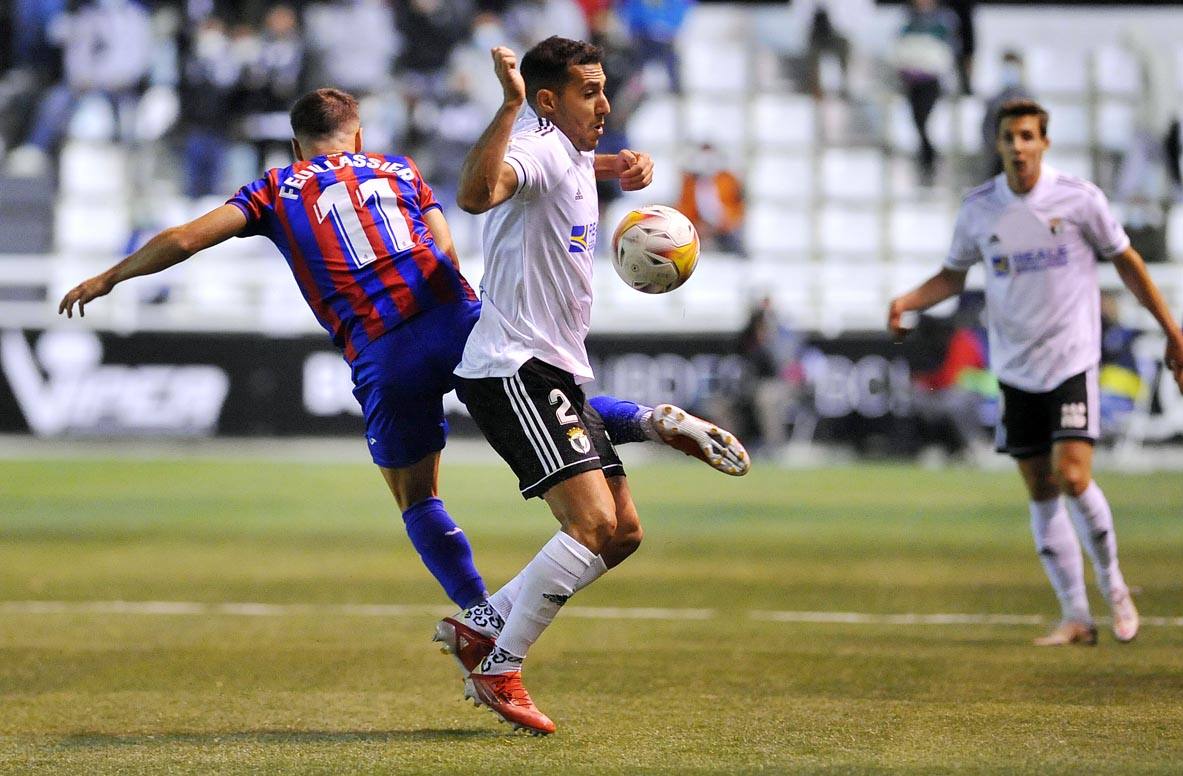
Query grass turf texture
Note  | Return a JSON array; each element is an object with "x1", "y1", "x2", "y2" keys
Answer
[{"x1": 2, "y1": 458, "x2": 1182, "y2": 774}]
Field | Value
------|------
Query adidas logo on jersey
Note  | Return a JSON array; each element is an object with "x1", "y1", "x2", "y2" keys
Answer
[
  {"x1": 1060, "y1": 402, "x2": 1087, "y2": 429},
  {"x1": 575, "y1": 189, "x2": 584, "y2": 200},
  {"x1": 542, "y1": 593, "x2": 570, "y2": 606}
]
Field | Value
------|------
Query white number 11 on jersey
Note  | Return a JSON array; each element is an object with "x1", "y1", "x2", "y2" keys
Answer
[{"x1": 314, "y1": 178, "x2": 415, "y2": 268}]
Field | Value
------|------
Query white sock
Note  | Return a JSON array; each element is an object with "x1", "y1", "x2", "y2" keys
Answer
[
  {"x1": 1065, "y1": 481, "x2": 1127, "y2": 600},
  {"x1": 480, "y1": 532, "x2": 596, "y2": 674},
  {"x1": 486, "y1": 553, "x2": 607, "y2": 625},
  {"x1": 1029, "y1": 497, "x2": 1091, "y2": 623}
]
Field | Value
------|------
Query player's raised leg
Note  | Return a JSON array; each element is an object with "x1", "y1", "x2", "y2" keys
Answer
[{"x1": 588, "y1": 395, "x2": 750, "y2": 476}]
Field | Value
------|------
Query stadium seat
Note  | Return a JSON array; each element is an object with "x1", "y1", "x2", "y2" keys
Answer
[
  {"x1": 1044, "y1": 149, "x2": 1091, "y2": 180},
  {"x1": 747, "y1": 153, "x2": 813, "y2": 202},
  {"x1": 627, "y1": 96, "x2": 679, "y2": 150},
  {"x1": 746, "y1": 202, "x2": 811, "y2": 259},
  {"x1": 817, "y1": 261, "x2": 886, "y2": 334},
  {"x1": 59, "y1": 142, "x2": 129, "y2": 198},
  {"x1": 818, "y1": 205, "x2": 882, "y2": 255},
  {"x1": 685, "y1": 96, "x2": 746, "y2": 147},
  {"x1": 1025, "y1": 46, "x2": 1088, "y2": 96},
  {"x1": 1167, "y1": 206, "x2": 1183, "y2": 261},
  {"x1": 1040, "y1": 100, "x2": 1090, "y2": 148},
  {"x1": 1093, "y1": 45, "x2": 1139, "y2": 97},
  {"x1": 751, "y1": 94, "x2": 815, "y2": 149},
  {"x1": 820, "y1": 148, "x2": 884, "y2": 202},
  {"x1": 1095, "y1": 100, "x2": 1135, "y2": 152},
  {"x1": 956, "y1": 96, "x2": 986, "y2": 154},
  {"x1": 54, "y1": 197, "x2": 129, "y2": 254},
  {"x1": 890, "y1": 204, "x2": 956, "y2": 257},
  {"x1": 681, "y1": 41, "x2": 749, "y2": 95}
]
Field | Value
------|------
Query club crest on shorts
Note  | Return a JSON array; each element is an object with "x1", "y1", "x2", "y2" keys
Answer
[{"x1": 566, "y1": 426, "x2": 591, "y2": 454}]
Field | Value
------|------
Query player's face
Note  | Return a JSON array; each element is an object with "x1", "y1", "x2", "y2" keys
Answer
[
  {"x1": 553, "y1": 64, "x2": 610, "y2": 152},
  {"x1": 997, "y1": 114, "x2": 1048, "y2": 181}
]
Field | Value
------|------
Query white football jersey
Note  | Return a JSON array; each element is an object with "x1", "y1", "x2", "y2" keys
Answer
[
  {"x1": 945, "y1": 164, "x2": 1130, "y2": 392},
  {"x1": 456, "y1": 108, "x2": 600, "y2": 383}
]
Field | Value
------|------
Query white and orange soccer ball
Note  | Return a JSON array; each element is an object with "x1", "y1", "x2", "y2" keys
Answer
[{"x1": 610, "y1": 205, "x2": 700, "y2": 294}]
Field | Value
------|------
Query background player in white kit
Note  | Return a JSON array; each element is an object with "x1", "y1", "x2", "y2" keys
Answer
[
  {"x1": 889, "y1": 99, "x2": 1183, "y2": 647},
  {"x1": 433, "y1": 37, "x2": 746, "y2": 735}
]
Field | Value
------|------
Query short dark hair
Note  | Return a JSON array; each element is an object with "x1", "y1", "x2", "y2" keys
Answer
[
  {"x1": 996, "y1": 98, "x2": 1049, "y2": 138},
  {"x1": 520, "y1": 36, "x2": 603, "y2": 109},
  {"x1": 289, "y1": 88, "x2": 359, "y2": 140}
]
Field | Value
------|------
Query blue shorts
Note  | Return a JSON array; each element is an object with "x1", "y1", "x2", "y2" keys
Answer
[{"x1": 351, "y1": 300, "x2": 481, "y2": 469}]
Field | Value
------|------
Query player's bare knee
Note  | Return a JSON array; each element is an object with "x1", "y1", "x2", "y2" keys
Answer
[{"x1": 1054, "y1": 463, "x2": 1090, "y2": 497}]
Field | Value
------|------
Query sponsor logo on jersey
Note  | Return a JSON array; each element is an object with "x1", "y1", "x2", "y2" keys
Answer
[
  {"x1": 568, "y1": 222, "x2": 597, "y2": 253},
  {"x1": 990, "y1": 254, "x2": 1010, "y2": 276},
  {"x1": 990, "y1": 244, "x2": 1069, "y2": 276},
  {"x1": 1060, "y1": 401, "x2": 1087, "y2": 429},
  {"x1": 567, "y1": 426, "x2": 592, "y2": 454}
]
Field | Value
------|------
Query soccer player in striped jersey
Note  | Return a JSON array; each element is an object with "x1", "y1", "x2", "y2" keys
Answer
[
  {"x1": 57, "y1": 87, "x2": 748, "y2": 705},
  {"x1": 889, "y1": 99, "x2": 1183, "y2": 647}
]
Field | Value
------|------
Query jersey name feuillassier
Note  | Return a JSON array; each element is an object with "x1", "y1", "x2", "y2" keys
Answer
[
  {"x1": 227, "y1": 152, "x2": 476, "y2": 362},
  {"x1": 945, "y1": 164, "x2": 1130, "y2": 392},
  {"x1": 455, "y1": 109, "x2": 600, "y2": 383}
]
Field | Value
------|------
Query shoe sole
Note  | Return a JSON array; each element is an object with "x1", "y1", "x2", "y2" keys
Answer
[{"x1": 654, "y1": 404, "x2": 750, "y2": 476}]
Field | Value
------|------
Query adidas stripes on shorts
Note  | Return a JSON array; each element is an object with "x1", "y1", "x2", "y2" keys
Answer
[{"x1": 456, "y1": 358, "x2": 625, "y2": 499}]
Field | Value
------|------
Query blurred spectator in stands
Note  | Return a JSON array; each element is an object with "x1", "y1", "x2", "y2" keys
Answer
[
  {"x1": 804, "y1": 4, "x2": 850, "y2": 100},
  {"x1": 395, "y1": 0, "x2": 474, "y2": 149},
  {"x1": 617, "y1": 0, "x2": 693, "y2": 95},
  {"x1": 980, "y1": 49, "x2": 1032, "y2": 178},
  {"x1": 426, "y1": 67, "x2": 486, "y2": 212},
  {"x1": 178, "y1": 15, "x2": 241, "y2": 197},
  {"x1": 1116, "y1": 26, "x2": 1181, "y2": 205},
  {"x1": 1098, "y1": 290, "x2": 1144, "y2": 439},
  {"x1": 676, "y1": 142, "x2": 745, "y2": 256},
  {"x1": 0, "y1": 1, "x2": 66, "y2": 160},
  {"x1": 892, "y1": 0, "x2": 959, "y2": 186},
  {"x1": 738, "y1": 296, "x2": 798, "y2": 453},
  {"x1": 945, "y1": 0, "x2": 976, "y2": 95},
  {"x1": 7, "y1": 0, "x2": 153, "y2": 178},
  {"x1": 237, "y1": 4, "x2": 306, "y2": 171},
  {"x1": 908, "y1": 292, "x2": 994, "y2": 464},
  {"x1": 589, "y1": 6, "x2": 643, "y2": 221}
]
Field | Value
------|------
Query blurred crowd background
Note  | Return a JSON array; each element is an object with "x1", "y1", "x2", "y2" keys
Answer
[{"x1": 1, "y1": 0, "x2": 1183, "y2": 461}]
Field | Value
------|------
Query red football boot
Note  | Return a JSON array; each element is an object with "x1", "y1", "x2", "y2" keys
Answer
[
  {"x1": 432, "y1": 617, "x2": 495, "y2": 676},
  {"x1": 467, "y1": 671, "x2": 556, "y2": 736}
]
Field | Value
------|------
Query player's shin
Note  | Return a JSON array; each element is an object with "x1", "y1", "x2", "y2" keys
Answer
[
  {"x1": 402, "y1": 497, "x2": 487, "y2": 609},
  {"x1": 1029, "y1": 498, "x2": 1091, "y2": 623},
  {"x1": 478, "y1": 531, "x2": 596, "y2": 674},
  {"x1": 1064, "y1": 481, "x2": 1127, "y2": 598}
]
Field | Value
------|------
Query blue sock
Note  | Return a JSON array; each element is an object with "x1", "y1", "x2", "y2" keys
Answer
[
  {"x1": 589, "y1": 394, "x2": 653, "y2": 444},
  {"x1": 401, "y1": 497, "x2": 487, "y2": 609}
]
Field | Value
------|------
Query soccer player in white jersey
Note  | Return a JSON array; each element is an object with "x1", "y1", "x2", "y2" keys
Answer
[
  {"x1": 430, "y1": 36, "x2": 740, "y2": 735},
  {"x1": 888, "y1": 99, "x2": 1183, "y2": 647}
]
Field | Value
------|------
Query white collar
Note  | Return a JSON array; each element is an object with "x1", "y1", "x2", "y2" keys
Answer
[{"x1": 997, "y1": 163, "x2": 1057, "y2": 204}]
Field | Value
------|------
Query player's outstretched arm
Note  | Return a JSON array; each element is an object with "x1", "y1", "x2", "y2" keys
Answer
[
  {"x1": 886, "y1": 267, "x2": 968, "y2": 339},
  {"x1": 58, "y1": 204, "x2": 248, "y2": 318},
  {"x1": 456, "y1": 46, "x2": 525, "y2": 214},
  {"x1": 594, "y1": 149, "x2": 653, "y2": 191},
  {"x1": 1110, "y1": 246, "x2": 1183, "y2": 392}
]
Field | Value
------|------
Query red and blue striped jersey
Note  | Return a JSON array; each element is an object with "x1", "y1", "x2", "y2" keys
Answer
[{"x1": 227, "y1": 152, "x2": 476, "y2": 362}]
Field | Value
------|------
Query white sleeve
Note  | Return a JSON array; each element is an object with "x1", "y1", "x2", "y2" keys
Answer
[
  {"x1": 943, "y1": 205, "x2": 981, "y2": 271},
  {"x1": 504, "y1": 132, "x2": 565, "y2": 198},
  {"x1": 1079, "y1": 183, "x2": 1130, "y2": 258}
]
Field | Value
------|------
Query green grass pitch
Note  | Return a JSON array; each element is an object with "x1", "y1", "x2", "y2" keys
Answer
[{"x1": 2, "y1": 454, "x2": 1182, "y2": 774}]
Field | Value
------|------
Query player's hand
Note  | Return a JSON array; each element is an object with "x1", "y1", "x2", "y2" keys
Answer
[
  {"x1": 1165, "y1": 334, "x2": 1183, "y2": 393},
  {"x1": 58, "y1": 273, "x2": 114, "y2": 318},
  {"x1": 887, "y1": 298, "x2": 912, "y2": 341},
  {"x1": 491, "y1": 46, "x2": 525, "y2": 107},
  {"x1": 616, "y1": 149, "x2": 653, "y2": 191}
]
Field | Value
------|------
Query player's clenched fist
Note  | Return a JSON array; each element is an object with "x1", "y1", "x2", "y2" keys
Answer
[
  {"x1": 491, "y1": 46, "x2": 525, "y2": 107},
  {"x1": 616, "y1": 149, "x2": 653, "y2": 192},
  {"x1": 58, "y1": 273, "x2": 114, "y2": 318}
]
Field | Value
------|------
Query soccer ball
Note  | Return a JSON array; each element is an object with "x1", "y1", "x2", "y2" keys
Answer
[{"x1": 610, "y1": 205, "x2": 700, "y2": 294}]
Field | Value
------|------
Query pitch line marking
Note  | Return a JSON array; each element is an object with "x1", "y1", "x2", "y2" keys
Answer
[{"x1": 1, "y1": 602, "x2": 1181, "y2": 627}]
